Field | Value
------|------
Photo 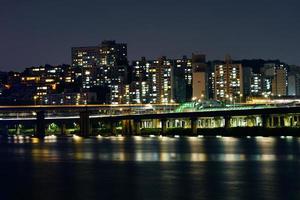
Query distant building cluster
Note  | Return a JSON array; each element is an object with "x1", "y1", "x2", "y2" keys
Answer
[{"x1": 0, "y1": 40, "x2": 300, "y2": 105}]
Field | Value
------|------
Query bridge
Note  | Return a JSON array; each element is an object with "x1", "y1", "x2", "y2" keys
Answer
[{"x1": 0, "y1": 104, "x2": 300, "y2": 137}]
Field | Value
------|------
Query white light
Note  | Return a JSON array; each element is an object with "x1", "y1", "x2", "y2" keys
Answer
[{"x1": 97, "y1": 135, "x2": 102, "y2": 139}]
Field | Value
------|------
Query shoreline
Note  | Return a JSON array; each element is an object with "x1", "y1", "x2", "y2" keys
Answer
[{"x1": 1, "y1": 127, "x2": 300, "y2": 138}]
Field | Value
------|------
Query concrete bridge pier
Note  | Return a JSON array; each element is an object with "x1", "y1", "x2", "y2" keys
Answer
[
  {"x1": 261, "y1": 114, "x2": 268, "y2": 128},
  {"x1": 36, "y1": 111, "x2": 45, "y2": 138},
  {"x1": 190, "y1": 117, "x2": 198, "y2": 135},
  {"x1": 110, "y1": 121, "x2": 117, "y2": 135},
  {"x1": 224, "y1": 115, "x2": 231, "y2": 129},
  {"x1": 161, "y1": 119, "x2": 167, "y2": 135},
  {"x1": 122, "y1": 120, "x2": 132, "y2": 136},
  {"x1": 133, "y1": 119, "x2": 141, "y2": 135},
  {"x1": 15, "y1": 124, "x2": 21, "y2": 135},
  {"x1": 60, "y1": 122, "x2": 67, "y2": 135},
  {"x1": 79, "y1": 111, "x2": 90, "y2": 137},
  {"x1": 104, "y1": 120, "x2": 117, "y2": 135}
]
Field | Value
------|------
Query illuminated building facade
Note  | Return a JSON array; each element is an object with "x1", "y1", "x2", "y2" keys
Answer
[
  {"x1": 21, "y1": 65, "x2": 69, "y2": 104},
  {"x1": 131, "y1": 57, "x2": 172, "y2": 104},
  {"x1": 99, "y1": 41, "x2": 128, "y2": 104},
  {"x1": 272, "y1": 65, "x2": 287, "y2": 96},
  {"x1": 131, "y1": 57, "x2": 151, "y2": 104},
  {"x1": 71, "y1": 41, "x2": 129, "y2": 104},
  {"x1": 71, "y1": 46, "x2": 100, "y2": 89},
  {"x1": 192, "y1": 54, "x2": 207, "y2": 100},
  {"x1": 250, "y1": 73, "x2": 262, "y2": 96},
  {"x1": 288, "y1": 65, "x2": 300, "y2": 96},
  {"x1": 261, "y1": 63, "x2": 287, "y2": 97},
  {"x1": 171, "y1": 58, "x2": 187, "y2": 103},
  {"x1": 131, "y1": 55, "x2": 205, "y2": 104},
  {"x1": 41, "y1": 92, "x2": 97, "y2": 105},
  {"x1": 214, "y1": 56, "x2": 243, "y2": 101}
]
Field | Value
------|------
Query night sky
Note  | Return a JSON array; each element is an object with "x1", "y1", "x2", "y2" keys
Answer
[{"x1": 1, "y1": 0, "x2": 299, "y2": 71}]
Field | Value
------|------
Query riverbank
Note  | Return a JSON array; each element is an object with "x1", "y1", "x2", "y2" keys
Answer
[{"x1": 1, "y1": 127, "x2": 299, "y2": 138}]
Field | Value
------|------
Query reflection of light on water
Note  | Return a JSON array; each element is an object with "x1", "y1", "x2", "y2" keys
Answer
[
  {"x1": 191, "y1": 153, "x2": 207, "y2": 161},
  {"x1": 149, "y1": 135, "x2": 156, "y2": 138},
  {"x1": 159, "y1": 135, "x2": 169, "y2": 141},
  {"x1": 256, "y1": 137, "x2": 276, "y2": 156},
  {"x1": 133, "y1": 136, "x2": 143, "y2": 141},
  {"x1": 8, "y1": 135, "x2": 33, "y2": 144},
  {"x1": 221, "y1": 137, "x2": 239, "y2": 153},
  {"x1": 31, "y1": 138, "x2": 39, "y2": 143},
  {"x1": 197, "y1": 135, "x2": 204, "y2": 138},
  {"x1": 45, "y1": 135, "x2": 57, "y2": 143},
  {"x1": 75, "y1": 152, "x2": 94, "y2": 160},
  {"x1": 221, "y1": 137, "x2": 238, "y2": 142},
  {"x1": 253, "y1": 154, "x2": 276, "y2": 161},
  {"x1": 188, "y1": 136, "x2": 205, "y2": 153},
  {"x1": 112, "y1": 152, "x2": 125, "y2": 161},
  {"x1": 174, "y1": 135, "x2": 180, "y2": 138},
  {"x1": 7, "y1": 136, "x2": 300, "y2": 163},
  {"x1": 256, "y1": 137, "x2": 275, "y2": 143},
  {"x1": 30, "y1": 148, "x2": 61, "y2": 162},
  {"x1": 110, "y1": 135, "x2": 125, "y2": 141},
  {"x1": 73, "y1": 135, "x2": 83, "y2": 142}
]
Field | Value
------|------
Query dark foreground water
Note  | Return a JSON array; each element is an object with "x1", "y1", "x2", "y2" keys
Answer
[{"x1": 0, "y1": 135, "x2": 300, "y2": 200}]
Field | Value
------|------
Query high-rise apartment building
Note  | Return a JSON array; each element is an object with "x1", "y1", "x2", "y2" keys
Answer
[
  {"x1": 71, "y1": 46, "x2": 100, "y2": 89},
  {"x1": 250, "y1": 72, "x2": 262, "y2": 96},
  {"x1": 261, "y1": 63, "x2": 287, "y2": 97},
  {"x1": 171, "y1": 58, "x2": 187, "y2": 103},
  {"x1": 131, "y1": 57, "x2": 151, "y2": 104},
  {"x1": 192, "y1": 54, "x2": 207, "y2": 100},
  {"x1": 71, "y1": 40, "x2": 128, "y2": 104},
  {"x1": 214, "y1": 55, "x2": 243, "y2": 101},
  {"x1": 288, "y1": 65, "x2": 300, "y2": 96},
  {"x1": 131, "y1": 56, "x2": 193, "y2": 104}
]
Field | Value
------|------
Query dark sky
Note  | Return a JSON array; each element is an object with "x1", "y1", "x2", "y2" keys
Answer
[{"x1": 1, "y1": 0, "x2": 300, "y2": 71}]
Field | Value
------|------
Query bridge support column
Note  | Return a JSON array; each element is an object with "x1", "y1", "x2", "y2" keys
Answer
[
  {"x1": 270, "y1": 116, "x2": 274, "y2": 128},
  {"x1": 261, "y1": 114, "x2": 268, "y2": 128},
  {"x1": 224, "y1": 116, "x2": 231, "y2": 129},
  {"x1": 190, "y1": 117, "x2": 198, "y2": 135},
  {"x1": 122, "y1": 120, "x2": 132, "y2": 136},
  {"x1": 60, "y1": 122, "x2": 67, "y2": 135},
  {"x1": 110, "y1": 121, "x2": 117, "y2": 135},
  {"x1": 79, "y1": 111, "x2": 90, "y2": 137},
  {"x1": 133, "y1": 119, "x2": 141, "y2": 135},
  {"x1": 36, "y1": 111, "x2": 45, "y2": 138},
  {"x1": 153, "y1": 119, "x2": 159, "y2": 129},
  {"x1": 161, "y1": 119, "x2": 167, "y2": 135},
  {"x1": 15, "y1": 124, "x2": 21, "y2": 135},
  {"x1": 105, "y1": 120, "x2": 117, "y2": 135}
]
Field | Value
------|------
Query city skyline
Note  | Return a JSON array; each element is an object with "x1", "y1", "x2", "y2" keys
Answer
[{"x1": 1, "y1": 0, "x2": 300, "y2": 71}]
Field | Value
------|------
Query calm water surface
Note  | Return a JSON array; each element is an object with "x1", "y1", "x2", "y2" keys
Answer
[{"x1": 0, "y1": 135, "x2": 300, "y2": 200}]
